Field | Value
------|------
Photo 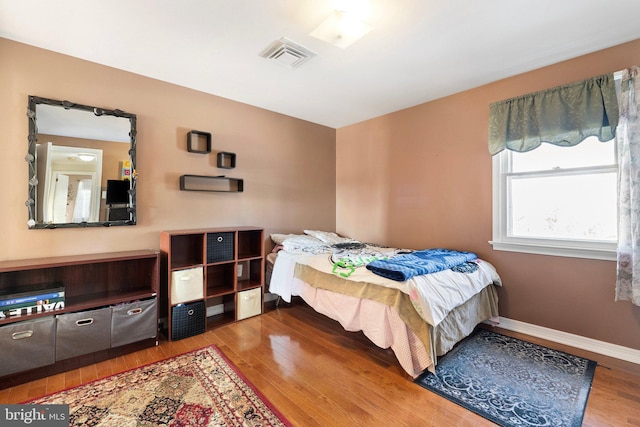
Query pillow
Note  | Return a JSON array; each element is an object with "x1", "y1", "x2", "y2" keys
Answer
[
  {"x1": 270, "y1": 233, "x2": 299, "y2": 245},
  {"x1": 303, "y1": 230, "x2": 355, "y2": 245},
  {"x1": 282, "y1": 234, "x2": 327, "y2": 253}
]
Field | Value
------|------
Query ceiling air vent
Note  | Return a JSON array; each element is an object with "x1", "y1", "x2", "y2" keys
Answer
[{"x1": 260, "y1": 37, "x2": 316, "y2": 70}]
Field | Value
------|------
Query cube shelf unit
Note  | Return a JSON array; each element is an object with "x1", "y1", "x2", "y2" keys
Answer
[
  {"x1": 0, "y1": 249, "x2": 160, "y2": 387},
  {"x1": 160, "y1": 227, "x2": 264, "y2": 340}
]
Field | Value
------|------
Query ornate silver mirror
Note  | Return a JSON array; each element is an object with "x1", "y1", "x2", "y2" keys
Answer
[{"x1": 26, "y1": 96, "x2": 137, "y2": 228}]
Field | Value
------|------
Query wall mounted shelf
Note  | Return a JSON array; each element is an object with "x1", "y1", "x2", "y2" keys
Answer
[
  {"x1": 187, "y1": 130, "x2": 212, "y2": 154},
  {"x1": 217, "y1": 151, "x2": 236, "y2": 169},
  {"x1": 180, "y1": 174, "x2": 243, "y2": 192}
]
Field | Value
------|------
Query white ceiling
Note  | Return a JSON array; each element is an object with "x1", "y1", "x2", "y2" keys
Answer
[{"x1": 2, "y1": 0, "x2": 640, "y2": 129}]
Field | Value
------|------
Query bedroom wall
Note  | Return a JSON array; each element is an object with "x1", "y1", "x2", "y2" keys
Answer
[
  {"x1": 0, "y1": 38, "x2": 336, "y2": 261},
  {"x1": 336, "y1": 38, "x2": 640, "y2": 351}
]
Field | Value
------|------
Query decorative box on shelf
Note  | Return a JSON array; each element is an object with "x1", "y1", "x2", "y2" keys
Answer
[
  {"x1": 207, "y1": 232, "x2": 234, "y2": 263},
  {"x1": 171, "y1": 300, "x2": 206, "y2": 341}
]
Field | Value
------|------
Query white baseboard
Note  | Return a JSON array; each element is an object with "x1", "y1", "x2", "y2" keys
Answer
[{"x1": 494, "y1": 317, "x2": 640, "y2": 366}]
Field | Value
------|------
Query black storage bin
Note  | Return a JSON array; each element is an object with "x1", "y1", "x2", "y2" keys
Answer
[
  {"x1": 171, "y1": 300, "x2": 205, "y2": 340},
  {"x1": 207, "y1": 232, "x2": 234, "y2": 263}
]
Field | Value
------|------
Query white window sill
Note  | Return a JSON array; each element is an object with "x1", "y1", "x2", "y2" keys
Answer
[{"x1": 489, "y1": 240, "x2": 616, "y2": 261}]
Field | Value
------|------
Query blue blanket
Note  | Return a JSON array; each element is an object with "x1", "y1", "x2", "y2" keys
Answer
[{"x1": 365, "y1": 248, "x2": 478, "y2": 281}]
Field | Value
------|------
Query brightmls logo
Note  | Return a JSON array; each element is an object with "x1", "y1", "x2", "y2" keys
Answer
[{"x1": 1, "y1": 405, "x2": 68, "y2": 426}]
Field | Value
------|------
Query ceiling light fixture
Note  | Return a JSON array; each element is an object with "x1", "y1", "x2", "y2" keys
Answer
[
  {"x1": 74, "y1": 153, "x2": 96, "y2": 162},
  {"x1": 310, "y1": 0, "x2": 373, "y2": 49}
]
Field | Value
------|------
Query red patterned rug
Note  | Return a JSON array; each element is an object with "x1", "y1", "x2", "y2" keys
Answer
[{"x1": 25, "y1": 345, "x2": 292, "y2": 426}]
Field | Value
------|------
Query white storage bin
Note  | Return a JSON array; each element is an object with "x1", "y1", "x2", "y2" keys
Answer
[
  {"x1": 171, "y1": 266, "x2": 204, "y2": 304},
  {"x1": 237, "y1": 287, "x2": 262, "y2": 320}
]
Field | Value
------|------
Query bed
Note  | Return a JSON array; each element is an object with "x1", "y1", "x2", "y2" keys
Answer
[{"x1": 266, "y1": 230, "x2": 502, "y2": 378}]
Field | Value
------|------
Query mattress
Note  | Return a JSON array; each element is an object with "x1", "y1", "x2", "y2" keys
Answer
[{"x1": 267, "y1": 245, "x2": 500, "y2": 376}]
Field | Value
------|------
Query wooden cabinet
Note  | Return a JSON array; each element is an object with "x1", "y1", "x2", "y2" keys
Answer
[
  {"x1": 160, "y1": 227, "x2": 264, "y2": 340},
  {"x1": 0, "y1": 250, "x2": 160, "y2": 385}
]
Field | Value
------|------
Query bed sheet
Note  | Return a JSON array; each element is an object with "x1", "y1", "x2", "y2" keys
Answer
[
  {"x1": 268, "y1": 250, "x2": 500, "y2": 376},
  {"x1": 287, "y1": 276, "x2": 498, "y2": 376},
  {"x1": 270, "y1": 248, "x2": 501, "y2": 327}
]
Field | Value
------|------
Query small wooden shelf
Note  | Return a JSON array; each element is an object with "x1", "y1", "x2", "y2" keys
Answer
[
  {"x1": 206, "y1": 288, "x2": 235, "y2": 299},
  {"x1": 160, "y1": 227, "x2": 264, "y2": 340},
  {"x1": 238, "y1": 229, "x2": 263, "y2": 258},
  {"x1": 237, "y1": 281, "x2": 262, "y2": 293},
  {"x1": 217, "y1": 151, "x2": 236, "y2": 169},
  {"x1": 167, "y1": 234, "x2": 203, "y2": 268},
  {"x1": 187, "y1": 130, "x2": 212, "y2": 154},
  {"x1": 180, "y1": 175, "x2": 243, "y2": 192}
]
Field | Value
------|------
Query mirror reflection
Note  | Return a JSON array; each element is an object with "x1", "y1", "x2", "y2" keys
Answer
[{"x1": 27, "y1": 96, "x2": 137, "y2": 228}]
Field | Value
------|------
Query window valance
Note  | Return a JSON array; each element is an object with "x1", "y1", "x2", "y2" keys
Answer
[{"x1": 488, "y1": 73, "x2": 619, "y2": 155}]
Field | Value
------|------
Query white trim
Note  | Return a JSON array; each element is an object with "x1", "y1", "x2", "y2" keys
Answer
[
  {"x1": 493, "y1": 317, "x2": 640, "y2": 365},
  {"x1": 489, "y1": 241, "x2": 616, "y2": 261},
  {"x1": 491, "y1": 144, "x2": 618, "y2": 261}
]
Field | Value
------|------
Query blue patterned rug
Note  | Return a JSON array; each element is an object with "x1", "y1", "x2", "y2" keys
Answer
[{"x1": 416, "y1": 329, "x2": 596, "y2": 427}]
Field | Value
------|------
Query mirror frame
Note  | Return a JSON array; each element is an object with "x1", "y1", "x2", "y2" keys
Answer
[{"x1": 26, "y1": 95, "x2": 137, "y2": 228}]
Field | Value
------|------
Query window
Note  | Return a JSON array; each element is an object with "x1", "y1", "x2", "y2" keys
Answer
[{"x1": 491, "y1": 136, "x2": 617, "y2": 260}]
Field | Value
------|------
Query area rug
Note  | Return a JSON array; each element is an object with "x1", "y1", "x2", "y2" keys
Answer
[
  {"x1": 25, "y1": 345, "x2": 292, "y2": 427},
  {"x1": 416, "y1": 329, "x2": 596, "y2": 427}
]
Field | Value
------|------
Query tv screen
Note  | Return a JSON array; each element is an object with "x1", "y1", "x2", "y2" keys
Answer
[{"x1": 106, "y1": 180, "x2": 130, "y2": 205}]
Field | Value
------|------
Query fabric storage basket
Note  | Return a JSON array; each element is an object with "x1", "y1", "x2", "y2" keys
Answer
[
  {"x1": 111, "y1": 298, "x2": 158, "y2": 347},
  {"x1": 171, "y1": 266, "x2": 204, "y2": 304},
  {"x1": 171, "y1": 300, "x2": 206, "y2": 340},
  {"x1": 55, "y1": 307, "x2": 111, "y2": 361},
  {"x1": 207, "y1": 232, "x2": 234, "y2": 263},
  {"x1": 237, "y1": 287, "x2": 262, "y2": 320},
  {"x1": 0, "y1": 316, "x2": 56, "y2": 376}
]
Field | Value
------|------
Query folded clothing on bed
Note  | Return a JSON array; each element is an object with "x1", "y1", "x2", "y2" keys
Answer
[{"x1": 365, "y1": 248, "x2": 478, "y2": 281}]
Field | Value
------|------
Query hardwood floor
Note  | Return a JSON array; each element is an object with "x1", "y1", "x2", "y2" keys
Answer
[{"x1": 1, "y1": 300, "x2": 639, "y2": 426}]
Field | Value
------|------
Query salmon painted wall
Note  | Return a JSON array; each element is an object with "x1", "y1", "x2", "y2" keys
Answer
[
  {"x1": 336, "y1": 39, "x2": 640, "y2": 350},
  {"x1": 0, "y1": 38, "x2": 336, "y2": 260}
]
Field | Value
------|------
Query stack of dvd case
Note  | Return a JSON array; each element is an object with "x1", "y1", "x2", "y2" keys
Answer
[{"x1": 0, "y1": 282, "x2": 65, "y2": 319}]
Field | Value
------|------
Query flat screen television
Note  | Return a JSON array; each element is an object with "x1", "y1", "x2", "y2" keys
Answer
[{"x1": 106, "y1": 179, "x2": 130, "y2": 205}]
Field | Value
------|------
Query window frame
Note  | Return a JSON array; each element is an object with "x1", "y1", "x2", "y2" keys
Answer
[{"x1": 490, "y1": 147, "x2": 617, "y2": 261}]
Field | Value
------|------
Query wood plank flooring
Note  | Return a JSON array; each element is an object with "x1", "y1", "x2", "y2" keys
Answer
[{"x1": 1, "y1": 300, "x2": 639, "y2": 426}]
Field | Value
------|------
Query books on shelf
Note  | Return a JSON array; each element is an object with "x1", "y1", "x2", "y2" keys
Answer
[
  {"x1": 0, "y1": 283, "x2": 65, "y2": 320},
  {"x1": 0, "y1": 290, "x2": 65, "y2": 307}
]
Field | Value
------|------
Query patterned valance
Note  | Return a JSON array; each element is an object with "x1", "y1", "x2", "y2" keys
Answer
[{"x1": 488, "y1": 73, "x2": 619, "y2": 155}]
